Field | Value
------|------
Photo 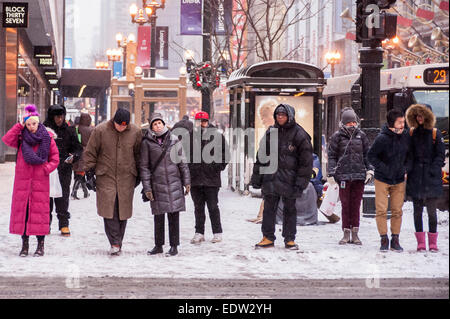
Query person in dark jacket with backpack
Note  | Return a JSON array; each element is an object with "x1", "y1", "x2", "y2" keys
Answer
[
  {"x1": 140, "y1": 113, "x2": 191, "y2": 257},
  {"x1": 368, "y1": 108, "x2": 410, "y2": 252},
  {"x1": 43, "y1": 104, "x2": 82, "y2": 237},
  {"x1": 327, "y1": 107, "x2": 373, "y2": 246},
  {"x1": 251, "y1": 104, "x2": 313, "y2": 250},
  {"x1": 405, "y1": 104, "x2": 445, "y2": 252},
  {"x1": 189, "y1": 111, "x2": 229, "y2": 245}
]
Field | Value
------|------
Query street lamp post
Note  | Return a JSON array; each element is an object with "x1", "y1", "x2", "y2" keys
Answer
[
  {"x1": 325, "y1": 51, "x2": 341, "y2": 77},
  {"x1": 116, "y1": 33, "x2": 136, "y2": 77}
]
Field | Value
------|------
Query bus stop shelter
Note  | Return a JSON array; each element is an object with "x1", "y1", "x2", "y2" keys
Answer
[{"x1": 226, "y1": 61, "x2": 326, "y2": 194}]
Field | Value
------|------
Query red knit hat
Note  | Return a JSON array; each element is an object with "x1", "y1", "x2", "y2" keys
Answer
[{"x1": 195, "y1": 111, "x2": 209, "y2": 120}]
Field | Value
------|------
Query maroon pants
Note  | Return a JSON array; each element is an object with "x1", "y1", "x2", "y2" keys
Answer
[{"x1": 339, "y1": 180, "x2": 365, "y2": 229}]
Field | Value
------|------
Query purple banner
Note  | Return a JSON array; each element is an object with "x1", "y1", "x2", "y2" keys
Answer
[
  {"x1": 213, "y1": 0, "x2": 232, "y2": 35},
  {"x1": 180, "y1": 0, "x2": 203, "y2": 35},
  {"x1": 155, "y1": 26, "x2": 169, "y2": 69}
]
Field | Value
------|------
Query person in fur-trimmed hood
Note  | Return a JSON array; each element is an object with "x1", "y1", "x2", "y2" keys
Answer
[{"x1": 405, "y1": 104, "x2": 445, "y2": 252}]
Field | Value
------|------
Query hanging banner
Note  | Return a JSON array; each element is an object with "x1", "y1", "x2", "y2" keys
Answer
[
  {"x1": 180, "y1": 0, "x2": 203, "y2": 35},
  {"x1": 155, "y1": 26, "x2": 169, "y2": 69},
  {"x1": 137, "y1": 25, "x2": 151, "y2": 69},
  {"x1": 126, "y1": 41, "x2": 137, "y2": 82},
  {"x1": 213, "y1": 0, "x2": 232, "y2": 35}
]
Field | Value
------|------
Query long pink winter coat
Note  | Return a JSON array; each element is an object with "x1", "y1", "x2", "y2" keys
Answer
[{"x1": 2, "y1": 123, "x2": 59, "y2": 236}]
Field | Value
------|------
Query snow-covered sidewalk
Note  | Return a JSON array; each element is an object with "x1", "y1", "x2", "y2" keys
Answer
[{"x1": 0, "y1": 162, "x2": 448, "y2": 280}]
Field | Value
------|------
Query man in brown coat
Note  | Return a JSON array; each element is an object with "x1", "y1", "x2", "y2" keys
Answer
[{"x1": 83, "y1": 108, "x2": 142, "y2": 255}]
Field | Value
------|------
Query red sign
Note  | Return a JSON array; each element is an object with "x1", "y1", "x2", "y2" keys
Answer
[
  {"x1": 397, "y1": 15, "x2": 413, "y2": 27},
  {"x1": 440, "y1": 1, "x2": 449, "y2": 11},
  {"x1": 416, "y1": 8, "x2": 435, "y2": 20},
  {"x1": 137, "y1": 26, "x2": 151, "y2": 68},
  {"x1": 345, "y1": 32, "x2": 356, "y2": 41}
]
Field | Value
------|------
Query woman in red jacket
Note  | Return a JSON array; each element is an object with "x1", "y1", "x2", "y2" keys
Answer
[{"x1": 2, "y1": 105, "x2": 59, "y2": 257}]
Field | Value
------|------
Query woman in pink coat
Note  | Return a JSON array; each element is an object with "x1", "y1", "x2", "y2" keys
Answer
[{"x1": 1, "y1": 105, "x2": 59, "y2": 257}]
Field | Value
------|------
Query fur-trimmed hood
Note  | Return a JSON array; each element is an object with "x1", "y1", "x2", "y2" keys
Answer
[{"x1": 405, "y1": 104, "x2": 436, "y2": 130}]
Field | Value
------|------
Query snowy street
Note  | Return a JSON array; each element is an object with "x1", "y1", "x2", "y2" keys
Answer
[{"x1": 0, "y1": 162, "x2": 448, "y2": 298}]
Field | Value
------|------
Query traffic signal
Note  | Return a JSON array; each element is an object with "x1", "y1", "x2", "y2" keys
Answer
[{"x1": 355, "y1": 0, "x2": 397, "y2": 43}]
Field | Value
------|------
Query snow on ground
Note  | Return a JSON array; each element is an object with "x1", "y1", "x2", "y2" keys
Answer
[{"x1": 0, "y1": 162, "x2": 448, "y2": 280}]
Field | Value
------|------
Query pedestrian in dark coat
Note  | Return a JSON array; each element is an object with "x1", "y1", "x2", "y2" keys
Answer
[
  {"x1": 405, "y1": 104, "x2": 445, "y2": 252},
  {"x1": 83, "y1": 108, "x2": 142, "y2": 256},
  {"x1": 71, "y1": 113, "x2": 93, "y2": 199},
  {"x1": 189, "y1": 111, "x2": 229, "y2": 244},
  {"x1": 43, "y1": 104, "x2": 82, "y2": 236},
  {"x1": 140, "y1": 113, "x2": 191, "y2": 257},
  {"x1": 368, "y1": 108, "x2": 410, "y2": 252},
  {"x1": 251, "y1": 104, "x2": 313, "y2": 250},
  {"x1": 327, "y1": 107, "x2": 373, "y2": 246}
]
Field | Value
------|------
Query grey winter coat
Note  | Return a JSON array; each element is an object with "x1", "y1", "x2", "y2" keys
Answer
[{"x1": 140, "y1": 130, "x2": 191, "y2": 215}]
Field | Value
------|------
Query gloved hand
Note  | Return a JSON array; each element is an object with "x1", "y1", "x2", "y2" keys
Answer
[
  {"x1": 184, "y1": 185, "x2": 191, "y2": 195},
  {"x1": 85, "y1": 170, "x2": 96, "y2": 192},
  {"x1": 365, "y1": 170, "x2": 374, "y2": 184},
  {"x1": 327, "y1": 176, "x2": 336, "y2": 185},
  {"x1": 145, "y1": 191, "x2": 154, "y2": 201}
]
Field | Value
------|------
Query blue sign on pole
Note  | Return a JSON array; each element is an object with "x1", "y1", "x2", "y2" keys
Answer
[
  {"x1": 113, "y1": 61, "x2": 123, "y2": 78},
  {"x1": 180, "y1": 0, "x2": 203, "y2": 35},
  {"x1": 64, "y1": 57, "x2": 72, "y2": 68}
]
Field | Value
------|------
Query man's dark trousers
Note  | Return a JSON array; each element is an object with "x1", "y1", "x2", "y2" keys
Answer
[
  {"x1": 191, "y1": 186, "x2": 222, "y2": 234},
  {"x1": 262, "y1": 195, "x2": 297, "y2": 242}
]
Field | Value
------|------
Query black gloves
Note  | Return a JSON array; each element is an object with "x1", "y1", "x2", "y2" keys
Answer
[{"x1": 86, "y1": 170, "x2": 96, "y2": 192}]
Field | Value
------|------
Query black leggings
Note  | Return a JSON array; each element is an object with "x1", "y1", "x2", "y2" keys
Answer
[
  {"x1": 22, "y1": 202, "x2": 45, "y2": 241},
  {"x1": 413, "y1": 198, "x2": 438, "y2": 233}
]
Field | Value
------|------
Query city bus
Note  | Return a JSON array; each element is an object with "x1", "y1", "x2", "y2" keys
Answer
[{"x1": 323, "y1": 63, "x2": 449, "y2": 210}]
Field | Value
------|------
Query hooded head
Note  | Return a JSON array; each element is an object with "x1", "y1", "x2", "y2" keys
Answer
[
  {"x1": 45, "y1": 104, "x2": 66, "y2": 128},
  {"x1": 406, "y1": 104, "x2": 436, "y2": 130},
  {"x1": 79, "y1": 112, "x2": 92, "y2": 127},
  {"x1": 273, "y1": 104, "x2": 296, "y2": 128}
]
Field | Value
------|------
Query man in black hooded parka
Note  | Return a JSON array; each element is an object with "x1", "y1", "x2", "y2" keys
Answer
[
  {"x1": 43, "y1": 104, "x2": 82, "y2": 236},
  {"x1": 251, "y1": 104, "x2": 313, "y2": 250}
]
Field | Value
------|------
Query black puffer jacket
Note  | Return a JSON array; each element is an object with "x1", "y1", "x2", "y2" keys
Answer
[
  {"x1": 327, "y1": 125, "x2": 372, "y2": 182},
  {"x1": 140, "y1": 130, "x2": 191, "y2": 215},
  {"x1": 188, "y1": 124, "x2": 229, "y2": 187},
  {"x1": 43, "y1": 104, "x2": 82, "y2": 171},
  {"x1": 405, "y1": 104, "x2": 445, "y2": 199},
  {"x1": 368, "y1": 124, "x2": 410, "y2": 185},
  {"x1": 251, "y1": 104, "x2": 313, "y2": 199}
]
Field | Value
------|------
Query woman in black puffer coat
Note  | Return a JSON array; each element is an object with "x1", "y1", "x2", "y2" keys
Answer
[
  {"x1": 327, "y1": 107, "x2": 373, "y2": 245},
  {"x1": 405, "y1": 104, "x2": 445, "y2": 252},
  {"x1": 140, "y1": 113, "x2": 191, "y2": 257}
]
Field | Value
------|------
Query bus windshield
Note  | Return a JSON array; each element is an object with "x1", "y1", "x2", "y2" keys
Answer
[{"x1": 412, "y1": 90, "x2": 449, "y2": 143}]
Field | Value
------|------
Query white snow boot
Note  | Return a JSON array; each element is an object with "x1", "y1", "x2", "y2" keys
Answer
[
  {"x1": 211, "y1": 233, "x2": 222, "y2": 243},
  {"x1": 190, "y1": 233, "x2": 205, "y2": 245}
]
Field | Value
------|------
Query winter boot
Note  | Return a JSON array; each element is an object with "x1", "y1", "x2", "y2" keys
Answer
[
  {"x1": 339, "y1": 228, "x2": 351, "y2": 245},
  {"x1": 60, "y1": 227, "x2": 71, "y2": 237},
  {"x1": 33, "y1": 238, "x2": 45, "y2": 257},
  {"x1": 109, "y1": 245, "x2": 121, "y2": 256},
  {"x1": 351, "y1": 227, "x2": 362, "y2": 245},
  {"x1": 321, "y1": 211, "x2": 341, "y2": 224},
  {"x1": 380, "y1": 234, "x2": 389, "y2": 252},
  {"x1": 211, "y1": 233, "x2": 222, "y2": 243},
  {"x1": 390, "y1": 234, "x2": 403, "y2": 252},
  {"x1": 165, "y1": 246, "x2": 178, "y2": 257},
  {"x1": 19, "y1": 237, "x2": 29, "y2": 257},
  {"x1": 285, "y1": 241, "x2": 299, "y2": 250},
  {"x1": 414, "y1": 232, "x2": 426, "y2": 251},
  {"x1": 147, "y1": 245, "x2": 163, "y2": 255},
  {"x1": 71, "y1": 179, "x2": 80, "y2": 200},
  {"x1": 428, "y1": 232, "x2": 438, "y2": 252},
  {"x1": 255, "y1": 237, "x2": 274, "y2": 249},
  {"x1": 190, "y1": 233, "x2": 205, "y2": 245}
]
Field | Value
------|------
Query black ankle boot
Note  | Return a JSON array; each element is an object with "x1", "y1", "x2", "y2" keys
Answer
[
  {"x1": 34, "y1": 237, "x2": 45, "y2": 257},
  {"x1": 166, "y1": 246, "x2": 178, "y2": 257},
  {"x1": 390, "y1": 234, "x2": 403, "y2": 252},
  {"x1": 20, "y1": 237, "x2": 29, "y2": 257},
  {"x1": 147, "y1": 246, "x2": 163, "y2": 255},
  {"x1": 380, "y1": 234, "x2": 389, "y2": 252}
]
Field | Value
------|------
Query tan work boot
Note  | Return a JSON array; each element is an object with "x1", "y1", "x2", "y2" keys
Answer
[
  {"x1": 255, "y1": 237, "x2": 274, "y2": 249},
  {"x1": 60, "y1": 227, "x2": 71, "y2": 237}
]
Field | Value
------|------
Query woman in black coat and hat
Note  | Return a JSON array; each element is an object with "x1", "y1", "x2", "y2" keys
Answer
[{"x1": 140, "y1": 113, "x2": 191, "y2": 257}]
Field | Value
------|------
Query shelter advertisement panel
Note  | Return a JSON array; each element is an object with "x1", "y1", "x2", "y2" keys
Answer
[
  {"x1": 254, "y1": 95, "x2": 314, "y2": 157},
  {"x1": 180, "y1": 0, "x2": 203, "y2": 35}
]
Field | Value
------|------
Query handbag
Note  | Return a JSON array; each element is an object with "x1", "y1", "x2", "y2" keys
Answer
[{"x1": 49, "y1": 169, "x2": 63, "y2": 198}]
